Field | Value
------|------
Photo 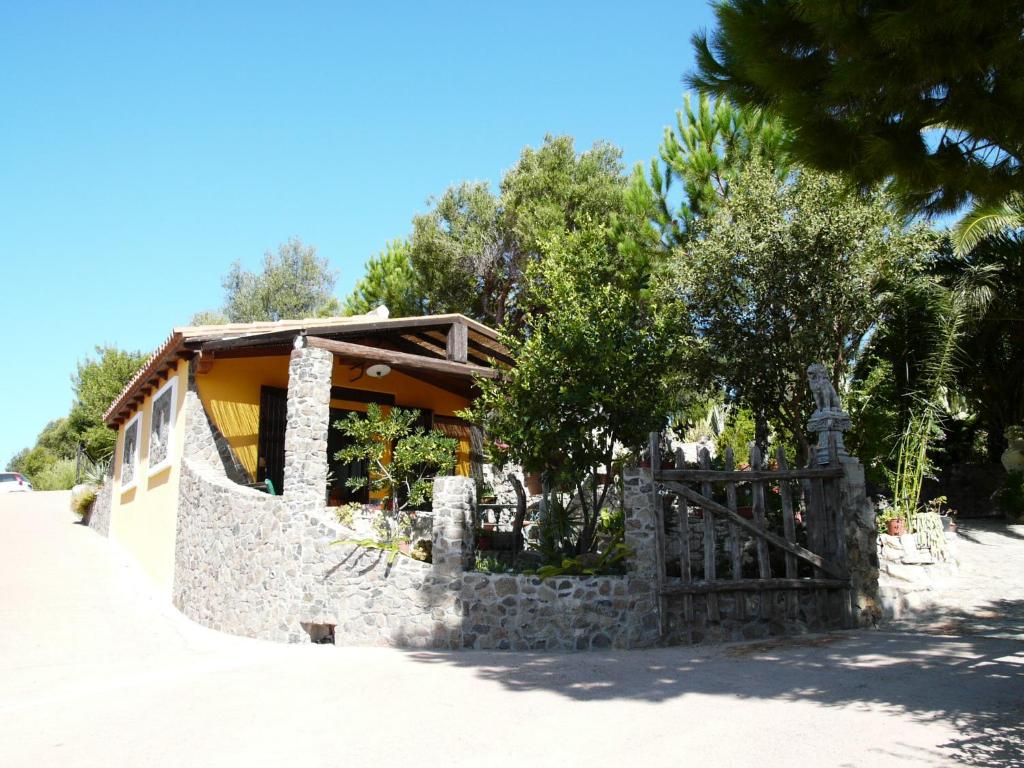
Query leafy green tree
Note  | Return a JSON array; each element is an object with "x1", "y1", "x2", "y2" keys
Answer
[
  {"x1": 6, "y1": 445, "x2": 55, "y2": 479},
  {"x1": 941, "y1": 237, "x2": 1024, "y2": 459},
  {"x1": 68, "y1": 346, "x2": 149, "y2": 460},
  {"x1": 35, "y1": 418, "x2": 78, "y2": 460},
  {"x1": 680, "y1": 159, "x2": 934, "y2": 459},
  {"x1": 193, "y1": 237, "x2": 340, "y2": 324},
  {"x1": 342, "y1": 239, "x2": 425, "y2": 317},
  {"x1": 409, "y1": 181, "x2": 504, "y2": 321},
  {"x1": 333, "y1": 404, "x2": 457, "y2": 540},
  {"x1": 645, "y1": 92, "x2": 789, "y2": 245},
  {"x1": 468, "y1": 222, "x2": 688, "y2": 556},
  {"x1": 689, "y1": 0, "x2": 1024, "y2": 216},
  {"x1": 408, "y1": 135, "x2": 639, "y2": 328}
]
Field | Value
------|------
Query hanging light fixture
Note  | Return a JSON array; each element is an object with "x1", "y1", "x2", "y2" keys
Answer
[{"x1": 366, "y1": 363, "x2": 391, "y2": 378}]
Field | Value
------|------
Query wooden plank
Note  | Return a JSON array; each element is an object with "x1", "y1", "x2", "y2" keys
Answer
[
  {"x1": 329, "y1": 387, "x2": 396, "y2": 405},
  {"x1": 674, "y1": 447, "x2": 693, "y2": 635},
  {"x1": 724, "y1": 447, "x2": 743, "y2": 582},
  {"x1": 466, "y1": 336, "x2": 515, "y2": 367},
  {"x1": 660, "y1": 577, "x2": 848, "y2": 595},
  {"x1": 305, "y1": 336, "x2": 500, "y2": 380},
  {"x1": 723, "y1": 447, "x2": 744, "y2": 619},
  {"x1": 654, "y1": 467, "x2": 844, "y2": 482},
  {"x1": 649, "y1": 432, "x2": 666, "y2": 639},
  {"x1": 750, "y1": 445, "x2": 771, "y2": 580},
  {"x1": 808, "y1": 478, "x2": 827, "y2": 575},
  {"x1": 446, "y1": 321, "x2": 468, "y2": 362},
  {"x1": 699, "y1": 447, "x2": 718, "y2": 622},
  {"x1": 660, "y1": 481, "x2": 847, "y2": 579},
  {"x1": 777, "y1": 447, "x2": 799, "y2": 620}
]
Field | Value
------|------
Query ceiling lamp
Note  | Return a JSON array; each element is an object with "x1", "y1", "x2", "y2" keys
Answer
[{"x1": 366, "y1": 364, "x2": 391, "y2": 378}]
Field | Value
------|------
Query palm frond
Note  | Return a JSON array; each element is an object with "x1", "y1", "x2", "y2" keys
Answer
[{"x1": 952, "y1": 195, "x2": 1023, "y2": 255}]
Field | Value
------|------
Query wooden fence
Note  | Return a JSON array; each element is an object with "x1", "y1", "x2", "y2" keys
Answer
[{"x1": 649, "y1": 431, "x2": 852, "y2": 636}]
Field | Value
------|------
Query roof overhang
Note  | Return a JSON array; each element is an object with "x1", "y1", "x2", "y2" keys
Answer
[{"x1": 103, "y1": 313, "x2": 508, "y2": 427}]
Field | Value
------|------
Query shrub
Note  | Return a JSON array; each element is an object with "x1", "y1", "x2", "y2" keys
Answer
[
  {"x1": 72, "y1": 487, "x2": 98, "y2": 517},
  {"x1": 33, "y1": 458, "x2": 78, "y2": 491},
  {"x1": 996, "y1": 471, "x2": 1024, "y2": 522}
]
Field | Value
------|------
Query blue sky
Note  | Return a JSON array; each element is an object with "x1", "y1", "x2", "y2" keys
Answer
[{"x1": 0, "y1": 1, "x2": 716, "y2": 464}]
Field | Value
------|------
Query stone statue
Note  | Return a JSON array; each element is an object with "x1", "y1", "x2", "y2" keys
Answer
[
  {"x1": 806, "y1": 362, "x2": 851, "y2": 465},
  {"x1": 807, "y1": 363, "x2": 842, "y2": 412}
]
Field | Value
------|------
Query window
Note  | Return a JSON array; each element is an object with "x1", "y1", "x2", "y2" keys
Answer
[
  {"x1": 121, "y1": 413, "x2": 142, "y2": 490},
  {"x1": 149, "y1": 376, "x2": 177, "y2": 475}
]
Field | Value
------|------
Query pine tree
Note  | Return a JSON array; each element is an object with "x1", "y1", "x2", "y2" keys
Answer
[
  {"x1": 690, "y1": 0, "x2": 1024, "y2": 215},
  {"x1": 342, "y1": 240, "x2": 425, "y2": 317},
  {"x1": 644, "y1": 92, "x2": 789, "y2": 245}
]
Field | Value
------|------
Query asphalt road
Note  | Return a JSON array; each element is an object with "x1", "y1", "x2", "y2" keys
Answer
[{"x1": 1, "y1": 491, "x2": 1021, "y2": 768}]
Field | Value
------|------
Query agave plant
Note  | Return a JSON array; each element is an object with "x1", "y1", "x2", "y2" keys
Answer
[{"x1": 81, "y1": 457, "x2": 111, "y2": 487}]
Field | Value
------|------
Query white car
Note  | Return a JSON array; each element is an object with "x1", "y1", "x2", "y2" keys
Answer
[{"x1": 0, "y1": 472, "x2": 33, "y2": 492}]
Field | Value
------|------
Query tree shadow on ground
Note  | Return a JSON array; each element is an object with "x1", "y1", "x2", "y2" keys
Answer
[
  {"x1": 406, "y1": 600, "x2": 1024, "y2": 768},
  {"x1": 956, "y1": 518, "x2": 1024, "y2": 544}
]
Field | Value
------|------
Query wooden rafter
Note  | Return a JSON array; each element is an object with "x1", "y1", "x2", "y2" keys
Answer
[{"x1": 304, "y1": 336, "x2": 500, "y2": 380}]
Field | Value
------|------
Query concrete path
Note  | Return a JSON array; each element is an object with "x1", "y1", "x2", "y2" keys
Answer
[{"x1": 1, "y1": 492, "x2": 1022, "y2": 768}]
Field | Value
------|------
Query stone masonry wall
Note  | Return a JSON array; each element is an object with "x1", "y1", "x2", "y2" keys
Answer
[
  {"x1": 173, "y1": 388, "x2": 468, "y2": 646},
  {"x1": 87, "y1": 478, "x2": 113, "y2": 537},
  {"x1": 461, "y1": 574, "x2": 651, "y2": 650}
]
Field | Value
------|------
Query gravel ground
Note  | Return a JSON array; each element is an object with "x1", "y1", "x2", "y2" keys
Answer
[{"x1": 1, "y1": 491, "x2": 1021, "y2": 768}]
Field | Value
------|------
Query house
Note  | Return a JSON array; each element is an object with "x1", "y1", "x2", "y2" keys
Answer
[{"x1": 98, "y1": 307, "x2": 509, "y2": 597}]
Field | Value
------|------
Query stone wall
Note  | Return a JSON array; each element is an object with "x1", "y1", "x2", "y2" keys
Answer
[
  {"x1": 87, "y1": 478, "x2": 113, "y2": 537},
  {"x1": 165, "y1": 350, "x2": 879, "y2": 651},
  {"x1": 185, "y1": 359, "x2": 251, "y2": 484},
  {"x1": 173, "y1": 389, "x2": 468, "y2": 646},
  {"x1": 662, "y1": 588, "x2": 849, "y2": 644},
  {"x1": 877, "y1": 530, "x2": 960, "y2": 620},
  {"x1": 461, "y1": 574, "x2": 654, "y2": 650}
]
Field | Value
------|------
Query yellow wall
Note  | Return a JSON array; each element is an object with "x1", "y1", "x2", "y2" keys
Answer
[
  {"x1": 194, "y1": 354, "x2": 473, "y2": 479},
  {"x1": 108, "y1": 358, "x2": 189, "y2": 597}
]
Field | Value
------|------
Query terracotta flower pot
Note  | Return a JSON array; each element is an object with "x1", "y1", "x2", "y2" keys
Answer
[
  {"x1": 525, "y1": 473, "x2": 543, "y2": 495},
  {"x1": 886, "y1": 518, "x2": 906, "y2": 536}
]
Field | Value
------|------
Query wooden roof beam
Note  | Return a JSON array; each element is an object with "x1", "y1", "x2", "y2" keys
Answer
[{"x1": 304, "y1": 336, "x2": 499, "y2": 380}]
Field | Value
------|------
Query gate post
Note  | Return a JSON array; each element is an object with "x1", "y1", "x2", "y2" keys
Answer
[
  {"x1": 837, "y1": 458, "x2": 882, "y2": 627},
  {"x1": 806, "y1": 363, "x2": 880, "y2": 627},
  {"x1": 623, "y1": 466, "x2": 664, "y2": 646}
]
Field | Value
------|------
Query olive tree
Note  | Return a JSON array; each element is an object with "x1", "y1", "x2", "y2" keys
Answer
[{"x1": 680, "y1": 159, "x2": 934, "y2": 460}]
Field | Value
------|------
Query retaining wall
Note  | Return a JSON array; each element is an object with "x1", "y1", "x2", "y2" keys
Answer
[{"x1": 87, "y1": 478, "x2": 113, "y2": 537}]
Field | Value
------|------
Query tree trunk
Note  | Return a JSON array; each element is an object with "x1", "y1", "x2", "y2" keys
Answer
[{"x1": 508, "y1": 473, "x2": 528, "y2": 566}]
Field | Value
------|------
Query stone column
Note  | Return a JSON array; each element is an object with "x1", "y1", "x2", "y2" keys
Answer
[
  {"x1": 805, "y1": 362, "x2": 880, "y2": 626},
  {"x1": 622, "y1": 468, "x2": 660, "y2": 580},
  {"x1": 283, "y1": 339, "x2": 333, "y2": 507},
  {"x1": 839, "y1": 457, "x2": 882, "y2": 627},
  {"x1": 431, "y1": 475, "x2": 475, "y2": 579},
  {"x1": 622, "y1": 468, "x2": 663, "y2": 647}
]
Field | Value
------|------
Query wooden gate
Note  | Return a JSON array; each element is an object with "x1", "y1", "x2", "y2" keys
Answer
[{"x1": 648, "y1": 431, "x2": 852, "y2": 640}]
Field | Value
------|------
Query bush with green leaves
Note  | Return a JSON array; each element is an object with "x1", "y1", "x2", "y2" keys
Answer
[
  {"x1": 32, "y1": 459, "x2": 78, "y2": 491},
  {"x1": 333, "y1": 404, "x2": 457, "y2": 541},
  {"x1": 467, "y1": 221, "x2": 687, "y2": 557},
  {"x1": 996, "y1": 472, "x2": 1024, "y2": 523},
  {"x1": 72, "y1": 487, "x2": 98, "y2": 517}
]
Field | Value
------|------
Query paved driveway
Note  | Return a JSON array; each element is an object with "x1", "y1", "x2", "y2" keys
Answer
[{"x1": 1, "y1": 491, "x2": 1022, "y2": 767}]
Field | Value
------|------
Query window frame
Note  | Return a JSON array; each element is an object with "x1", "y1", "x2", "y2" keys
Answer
[
  {"x1": 120, "y1": 411, "x2": 143, "y2": 491},
  {"x1": 147, "y1": 375, "x2": 178, "y2": 477}
]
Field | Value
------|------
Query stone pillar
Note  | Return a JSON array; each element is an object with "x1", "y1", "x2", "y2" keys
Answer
[
  {"x1": 283, "y1": 340, "x2": 333, "y2": 507},
  {"x1": 622, "y1": 468, "x2": 660, "y2": 580},
  {"x1": 622, "y1": 468, "x2": 663, "y2": 647},
  {"x1": 431, "y1": 475, "x2": 475, "y2": 579},
  {"x1": 839, "y1": 457, "x2": 882, "y2": 626}
]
